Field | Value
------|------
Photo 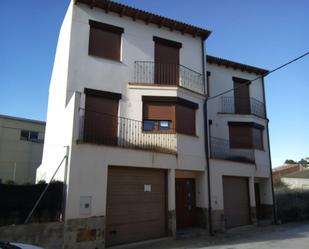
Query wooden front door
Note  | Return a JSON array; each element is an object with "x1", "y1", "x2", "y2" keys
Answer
[
  {"x1": 154, "y1": 41, "x2": 180, "y2": 85},
  {"x1": 175, "y1": 178, "x2": 196, "y2": 229},
  {"x1": 234, "y1": 79, "x2": 251, "y2": 114},
  {"x1": 84, "y1": 95, "x2": 119, "y2": 145}
]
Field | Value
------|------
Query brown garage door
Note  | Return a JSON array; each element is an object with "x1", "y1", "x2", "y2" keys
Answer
[
  {"x1": 223, "y1": 176, "x2": 251, "y2": 228},
  {"x1": 106, "y1": 167, "x2": 167, "y2": 246}
]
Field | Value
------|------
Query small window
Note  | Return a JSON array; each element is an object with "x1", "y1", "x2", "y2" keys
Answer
[
  {"x1": 88, "y1": 20, "x2": 124, "y2": 61},
  {"x1": 20, "y1": 130, "x2": 29, "y2": 141},
  {"x1": 20, "y1": 130, "x2": 40, "y2": 142},
  {"x1": 143, "y1": 120, "x2": 172, "y2": 132},
  {"x1": 159, "y1": 120, "x2": 171, "y2": 131},
  {"x1": 29, "y1": 131, "x2": 39, "y2": 140},
  {"x1": 143, "y1": 120, "x2": 156, "y2": 131}
]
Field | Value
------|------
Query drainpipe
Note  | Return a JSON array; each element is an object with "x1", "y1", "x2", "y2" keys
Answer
[
  {"x1": 261, "y1": 77, "x2": 277, "y2": 224},
  {"x1": 201, "y1": 39, "x2": 213, "y2": 235}
]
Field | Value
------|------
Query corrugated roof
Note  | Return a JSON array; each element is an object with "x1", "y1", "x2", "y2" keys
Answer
[
  {"x1": 75, "y1": 0, "x2": 211, "y2": 40},
  {"x1": 206, "y1": 55, "x2": 269, "y2": 75}
]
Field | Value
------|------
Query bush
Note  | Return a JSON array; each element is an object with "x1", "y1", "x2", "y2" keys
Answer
[
  {"x1": 276, "y1": 189, "x2": 309, "y2": 223},
  {"x1": 0, "y1": 182, "x2": 64, "y2": 226}
]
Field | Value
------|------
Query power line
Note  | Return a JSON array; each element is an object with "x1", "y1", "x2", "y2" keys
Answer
[{"x1": 207, "y1": 51, "x2": 309, "y2": 101}]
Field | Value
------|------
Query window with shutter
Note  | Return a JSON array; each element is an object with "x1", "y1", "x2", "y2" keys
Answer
[
  {"x1": 142, "y1": 97, "x2": 197, "y2": 135},
  {"x1": 88, "y1": 20, "x2": 124, "y2": 61},
  {"x1": 228, "y1": 122, "x2": 264, "y2": 150}
]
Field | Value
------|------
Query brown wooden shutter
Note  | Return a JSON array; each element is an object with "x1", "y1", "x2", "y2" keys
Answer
[
  {"x1": 229, "y1": 124, "x2": 252, "y2": 149},
  {"x1": 154, "y1": 37, "x2": 180, "y2": 85},
  {"x1": 84, "y1": 92, "x2": 120, "y2": 145},
  {"x1": 252, "y1": 127, "x2": 264, "y2": 150},
  {"x1": 88, "y1": 20, "x2": 123, "y2": 61},
  {"x1": 143, "y1": 102, "x2": 175, "y2": 126},
  {"x1": 176, "y1": 104, "x2": 196, "y2": 136},
  {"x1": 233, "y1": 77, "x2": 251, "y2": 114}
]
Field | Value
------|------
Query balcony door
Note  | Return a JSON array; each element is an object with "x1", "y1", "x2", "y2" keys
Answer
[
  {"x1": 233, "y1": 77, "x2": 251, "y2": 114},
  {"x1": 84, "y1": 89, "x2": 120, "y2": 145},
  {"x1": 154, "y1": 37, "x2": 181, "y2": 85}
]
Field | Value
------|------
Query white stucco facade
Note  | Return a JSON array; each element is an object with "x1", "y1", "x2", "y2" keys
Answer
[
  {"x1": 37, "y1": 1, "x2": 208, "y2": 230},
  {"x1": 37, "y1": 1, "x2": 274, "y2": 246},
  {"x1": 206, "y1": 59, "x2": 274, "y2": 229}
]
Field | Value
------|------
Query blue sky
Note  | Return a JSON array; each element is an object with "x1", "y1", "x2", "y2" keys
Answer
[{"x1": 0, "y1": 0, "x2": 308, "y2": 167}]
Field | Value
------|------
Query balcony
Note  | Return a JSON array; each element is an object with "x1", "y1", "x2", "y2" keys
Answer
[
  {"x1": 210, "y1": 136, "x2": 255, "y2": 163},
  {"x1": 220, "y1": 96, "x2": 266, "y2": 119},
  {"x1": 78, "y1": 108, "x2": 177, "y2": 154},
  {"x1": 133, "y1": 61, "x2": 205, "y2": 95}
]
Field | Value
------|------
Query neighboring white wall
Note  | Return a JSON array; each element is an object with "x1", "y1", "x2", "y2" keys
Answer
[
  {"x1": 207, "y1": 63, "x2": 264, "y2": 117},
  {"x1": 209, "y1": 159, "x2": 273, "y2": 210},
  {"x1": 0, "y1": 116, "x2": 45, "y2": 184},
  {"x1": 65, "y1": 144, "x2": 208, "y2": 219},
  {"x1": 206, "y1": 62, "x2": 271, "y2": 176},
  {"x1": 282, "y1": 177, "x2": 309, "y2": 189},
  {"x1": 67, "y1": 4, "x2": 204, "y2": 105},
  {"x1": 36, "y1": 2, "x2": 74, "y2": 182},
  {"x1": 206, "y1": 61, "x2": 273, "y2": 212}
]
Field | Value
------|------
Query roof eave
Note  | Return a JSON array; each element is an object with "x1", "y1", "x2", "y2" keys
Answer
[
  {"x1": 75, "y1": 0, "x2": 211, "y2": 40},
  {"x1": 206, "y1": 55, "x2": 269, "y2": 76}
]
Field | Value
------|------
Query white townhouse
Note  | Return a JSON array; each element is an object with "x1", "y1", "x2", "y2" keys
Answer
[
  {"x1": 206, "y1": 55, "x2": 274, "y2": 230},
  {"x1": 36, "y1": 0, "x2": 274, "y2": 248}
]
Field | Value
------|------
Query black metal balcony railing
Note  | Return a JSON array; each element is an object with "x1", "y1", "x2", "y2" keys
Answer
[
  {"x1": 210, "y1": 136, "x2": 255, "y2": 163},
  {"x1": 221, "y1": 96, "x2": 266, "y2": 119},
  {"x1": 134, "y1": 61, "x2": 204, "y2": 94},
  {"x1": 78, "y1": 108, "x2": 177, "y2": 154}
]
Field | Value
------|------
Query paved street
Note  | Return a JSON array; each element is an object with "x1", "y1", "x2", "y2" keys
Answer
[{"x1": 122, "y1": 222, "x2": 309, "y2": 249}]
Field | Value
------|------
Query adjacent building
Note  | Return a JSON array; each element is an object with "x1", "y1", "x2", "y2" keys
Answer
[
  {"x1": 206, "y1": 55, "x2": 274, "y2": 229},
  {"x1": 36, "y1": 0, "x2": 275, "y2": 248},
  {"x1": 273, "y1": 164, "x2": 305, "y2": 183},
  {"x1": 0, "y1": 115, "x2": 45, "y2": 184}
]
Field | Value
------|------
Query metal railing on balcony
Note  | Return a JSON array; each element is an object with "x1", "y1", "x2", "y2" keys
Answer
[
  {"x1": 210, "y1": 136, "x2": 255, "y2": 163},
  {"x1": 220, "y1": 96, "x2": 266, "y2": 118},
  {"x1": 134, "y1": 61, "x2": 205, "y2": 94},
  {"x1": 78, "y1": 108, "x2": 177, "y2": 154}
]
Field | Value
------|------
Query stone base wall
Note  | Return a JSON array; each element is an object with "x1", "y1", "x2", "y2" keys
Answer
[
  {"x1": 211, "y1": 209, "x2": 225, "y2": 232},
  {"x1": 260, "y1": 204, "x2": 274, "y2": 220},
  {"x1": 250, "y1": 206, "x2": 257, "y2": 225},
  {"x1": 64, "y1": 216, "x2": 105, "y2": 249},
  {"x1": 168, "y1": 210, "x2": 176, "y2": 237},
  {"x1": 196, "y1": 207, "x2": 208, "y2": 229},
  {"x1": 0, "y1": 222, "x2": 63, "y2": 249}
]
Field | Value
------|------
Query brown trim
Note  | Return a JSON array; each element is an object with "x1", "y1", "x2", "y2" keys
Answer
[
  {"x1": 153, "y1": 36, "x2": 182, "y2": 48},
  {"x1": 76, "y1": 0, "x2": 211, "y2": 40},
  {"x1": 232, "y1": 77, "x2": 250, "y2": 84},
  {"x1": 84, "y1": 88, "x2": 122, "y2": 100},
  {"x1": 142, "y1": 96, "x2": 198, "y2": 109},
  {"x1": 206, "y1": 55, "x2": 269, "y2": 75},
  {"x1": 89, "y1": 19, "x2": 124, "y2": 34},
  {"x1": 228, "y1": 121, "x2": 264, "y2": 130}
]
